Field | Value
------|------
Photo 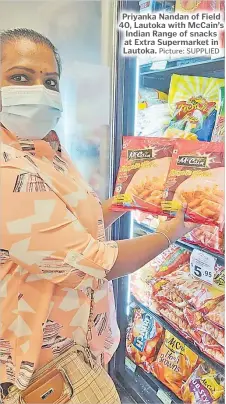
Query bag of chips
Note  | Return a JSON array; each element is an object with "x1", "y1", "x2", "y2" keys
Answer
[
  {"x1": 212, "y1": 87, "x2": 225, "y2": 143},
  {"x1": 113, "y1": 137, "x2": 175, "y2": 215},
  {"x1": 162, "y1": 140, "x2": 224, "y2": 226},
  {"x1": 181, "y1": 363, "x2": 225, "y2": 404},
  {"x1": 151, "y1": 331, "x2": 199, "y2": 398},
  {"x1": 181, "y1": 225, "x2": 224, "y2": 256},
  {"x1": 126, "y1": 304, "x2": 163, "y2": 372},
  {"x1": 166, "y1": 75, "x2": 224, "y2": 142}
]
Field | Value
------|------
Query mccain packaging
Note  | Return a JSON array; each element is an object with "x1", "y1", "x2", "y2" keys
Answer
[
  {"x1": 113, "y1": 137, "x2": 174, "y2": 215},
  {"x1": 165, "y1": 75, "x2": 224, "y2": 142},
  {"x1": 181, "y1": 363, "x2": 225, "y2": 404},
  {"x1": 162, "y1": 140, "x2": 224, "y2": 226},
  {"x1": 126, "y1": 304, "x2": 163, "y2": 373},
  {"x1": 151, "y1": 331, "x2": 199, "y2": 399},
  {"x1": 181, "y1": 225, "x2": 224, "y2": 256}
]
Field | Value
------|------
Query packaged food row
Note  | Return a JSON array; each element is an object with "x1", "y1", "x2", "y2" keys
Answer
[
  {"x1": 113, "y1": 136, "x2": 224, "y2": 227},
  {"x1": 134, "y1": 210, "x2": 224, "y2": 256},
  {"x1": 126, "y1": 302, "x2": 225, "y2": 402},
  {"x1": 137, "y1": 74, "x2": 225, "y2": 142},
  {"x1": 130, "y1": 245, "x2": 225, "y2": 363},
  {"x1": 151, "y1": 266, "x2": 225, "y2": 364}
]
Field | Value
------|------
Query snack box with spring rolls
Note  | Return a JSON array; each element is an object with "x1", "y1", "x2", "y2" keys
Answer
[{"x1": 162, "y1": 140, "x2": 224, "y2": 226}]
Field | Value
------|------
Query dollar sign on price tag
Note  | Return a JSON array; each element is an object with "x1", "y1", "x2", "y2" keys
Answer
[{"x1": 190, "y1": 249, "x2": 217, "y2": 285}]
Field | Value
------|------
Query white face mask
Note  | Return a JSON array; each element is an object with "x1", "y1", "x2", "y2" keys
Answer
[{"x1": 0, "y1": 85, "x2": 63, "y2": 139}]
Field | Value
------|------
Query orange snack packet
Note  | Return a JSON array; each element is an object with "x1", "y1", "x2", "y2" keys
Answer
[
  {"x1": 151, "y1": 331, "x2": 199, "y2": 398},
  {"x1": 126, "y1": 305, "x2": 164, "y2": 373}
]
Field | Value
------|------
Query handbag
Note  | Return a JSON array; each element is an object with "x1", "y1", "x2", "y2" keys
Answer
[{"x1": 1, "y1": 290, "x2": 120, "y2": 404}]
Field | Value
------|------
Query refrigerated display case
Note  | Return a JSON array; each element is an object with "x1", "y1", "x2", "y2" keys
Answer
[{"x1": 110, "y1": 1, "x2": 225, "y2": 403}]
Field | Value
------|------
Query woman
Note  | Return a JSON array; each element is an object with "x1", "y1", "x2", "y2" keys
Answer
[{"x1": 0, "y1": 28, "x2": 196, "y2": 403}]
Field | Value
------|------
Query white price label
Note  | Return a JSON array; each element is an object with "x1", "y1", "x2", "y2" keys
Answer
[
  {"x1": 190, "y1": 249, "x2": 217, "y2": 285},
  {"x1": 151, "y1": 61, "x2": 167, "y2": 71},
  {"x1": 125, "y1": 357, "x2": 136, "y2": 373},
  {"x1": 157, "y1": 389, "x2": 172, "y2": 404}
]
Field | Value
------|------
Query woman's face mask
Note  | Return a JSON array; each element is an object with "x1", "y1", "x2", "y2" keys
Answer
[{"x1": 0, "y1": 85, "x2": 63, "y2": 139}]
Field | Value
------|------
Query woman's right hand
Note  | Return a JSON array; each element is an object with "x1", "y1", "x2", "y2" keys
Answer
[{"x1": 157, "y1": 205, "x2": 199, "y2": 244}]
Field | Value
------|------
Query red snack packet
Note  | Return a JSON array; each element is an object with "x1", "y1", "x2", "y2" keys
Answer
[
  {"x1": 162, "y1": 140, "x2": 224, "y2": 226},
  {"x1": 113, "y1": 137, "x2": 174, "y2": 215},
  {"x1": 206, "y1": 300, "x2": 225, "y2": 329},
  {"x1": 181, "y1": 225, "x2": 224, "y2": 255}
]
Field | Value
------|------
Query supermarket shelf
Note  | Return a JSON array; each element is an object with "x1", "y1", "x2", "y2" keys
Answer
[
  {"x1": 131, "y1": 294, "x2": 225, "y2": 374},
  {"x1": 119, "y1": 355, "x2": 182, "y2": 404},
  {"x1": 140, "y1": 57, "x2": 209, "y2": 75},
  {"x1": 140, "y1": 58, "x2": 225, "y2": 92},
  {"x1": 135, "y1": 367, "x2": 182, "y2": 404},
  {"x1": 133, "y1": 220, "x2": 225, "y2": 266}
]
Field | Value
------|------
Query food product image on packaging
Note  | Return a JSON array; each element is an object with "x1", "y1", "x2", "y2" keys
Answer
[
  {"x1": 181, "y1": 363, "x2": 225, "y2": 404},
  {"x1": 206, "y1": 300, "x2": 225, "y2": 329},
  {"x1": 166, "y1": 75, "x2": 224, "y2": 142},
  {"x1": 139, "y1": 244, "x2": 190, "y2": 281},
  {"x1": 162, "y1": 140, "x2": 225, "y2": 226},
  {"x1": 181, "y1": 225, "x2": 224, "y2": 255},
  {"x1": 212, "y1": 87, "x2": 225, "y2": 143},
  {"x1": 113, "y1": 137, "x2": 175, "y2": 214},
  {"x1": 126, "y1": 305, "x2": 163, "y2": 372},
  {"x1": 151, "y1": 331, "x2": 199, "y2": 399},
  {"x1": 199, "y1": 334, "x2": 225, "y2": 365}
]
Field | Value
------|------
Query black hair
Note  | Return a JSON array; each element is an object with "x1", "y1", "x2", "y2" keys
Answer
[{"x1": 0, "y1": 28, "x2": 62, "y2": 75}]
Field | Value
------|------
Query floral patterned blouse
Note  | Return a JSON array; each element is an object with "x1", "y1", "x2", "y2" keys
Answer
[{"x1": 0, "y1": 126, "x2": 120, "y2": 390}]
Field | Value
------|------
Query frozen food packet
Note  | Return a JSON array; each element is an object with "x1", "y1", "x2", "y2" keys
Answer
[
  {"x1": 197, "y1": 320, "x2": 225, "y2": 347},
  {"x1": 181, "y1": 363, "x2": 225, "y2": 404},
  {"x1": 162, "y1": 139, "x2": 225, "y2": 226},
  {"x1": 138, "y1": 88, "x2": 168, "y2": 108},
  {"x1": 181, "y1": 225, "x2": 224, "y2": 256},
  {"x1": 166, "y1": 75, "x2": 224, "y2": 142},
  {"x1": 126, "y1": 304, "x2": 163, "y2": 373},
  {"x1": 138, "y1": 244, "x2": 190, "y2": 281},
  {"x1": 112, "y1": 137, "x2": 175, "y2": 215},
  {"x1": 136, "y1": 104, "x2": 171, "y2": 137},
  {"x1": 206, "y1": 300, "x2": 225, "y2": 329},
  {"x1": 212, "y1": 87, "x2": 225, "y2": 143},
  {"x1": 198, "y1": 334, "x2": 225, "y2": 365},
  {"x1": 151, "y1": 331, "x2": 199, "y2": 399}
]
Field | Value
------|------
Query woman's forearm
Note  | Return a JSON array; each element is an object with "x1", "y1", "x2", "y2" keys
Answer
[
  {"x1": 102, "y1": 198, "x2": 125, "y2": 229},
  {"x1": 107, "y1": 233, "x2": 169, "y2": 280},
  {"x1": 107, "y1": 207, "x2": 197, "y2": 281}
]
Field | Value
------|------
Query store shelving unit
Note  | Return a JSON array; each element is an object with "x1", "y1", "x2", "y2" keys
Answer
[
  {"x1": 133, "y1": 220, "x2": 225, "y2": 266},
  {"x1": 131, "y1": 295, "x2": 225, "y2": 374},
  {"x1": 140, "y1": 58, "x2": 225, "y2": 92}
]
